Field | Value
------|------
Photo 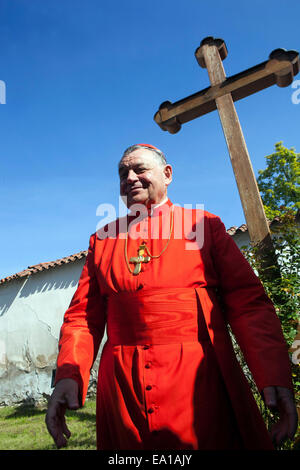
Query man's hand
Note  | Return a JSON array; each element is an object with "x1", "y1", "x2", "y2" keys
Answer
[
  {"x1": 262, "y1": 385, "x2": 298, "y2": 448},
  {"x1": 45, "y1": 378, "x2": 80, "y2": 449}
]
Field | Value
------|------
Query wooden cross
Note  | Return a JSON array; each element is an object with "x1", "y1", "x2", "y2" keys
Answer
[
  {"x1": 129, "y1": 244, "x2": 151, "y2": 275},
  {"x1": 154, "y1": 37, "x2": 299, "y2": 268}
]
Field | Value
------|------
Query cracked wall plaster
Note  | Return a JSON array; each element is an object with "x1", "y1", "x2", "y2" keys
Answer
[{"x1": 0, "y1": 260, "x2": 94, "y2": 405}]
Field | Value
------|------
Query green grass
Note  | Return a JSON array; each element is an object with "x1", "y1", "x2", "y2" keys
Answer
[
  {"x1": 0, "y1": 399, "x2": 97, "y2": 450},
  {"x1": 1, "y1": 397, "x2": 299, "y2": 450}
]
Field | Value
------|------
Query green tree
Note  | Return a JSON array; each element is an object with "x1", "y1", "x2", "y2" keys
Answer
[
  {"x1": 257, "y1": 142, "x2": 300, "y2": 220},
  {"x1": 237, "y1": 142, "x2": 300, "y2": 449},
  {"x1": 255, "y1": 142, "x2": 299, "y2": 345}
]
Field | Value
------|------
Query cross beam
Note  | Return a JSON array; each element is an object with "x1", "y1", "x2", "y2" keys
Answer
[
  {"x1": 154, "y1": 39, "x2": 299, "y2": 135},
  {"x1": 154, "y1": 37, "x2": 299, "y2": 270}
]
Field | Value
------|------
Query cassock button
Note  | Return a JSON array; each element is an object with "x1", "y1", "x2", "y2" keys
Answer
[
  {"x1": 148, "y1": 407, "x2": 154, "y2": 414},
  {"x1": 146, "y1": 385, "x2": 152, "y2": 391},
  {"x1": 145, "y1": 363, "x2": 151, "y2": 369},
  {"x1": 143, "y1": 345, "x2": 150, "y2": 350}
]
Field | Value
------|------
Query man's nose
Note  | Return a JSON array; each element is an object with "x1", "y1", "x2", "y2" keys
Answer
[{"x1": 126, "y1": 169, "x2": 138, "y2": 183}]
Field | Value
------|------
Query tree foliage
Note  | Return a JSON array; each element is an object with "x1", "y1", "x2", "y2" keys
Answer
[
  {"x1": 257, "y1": 142, "x2": 300, "y2": 220},
  {"x1": 238, "y1": 142, "x2": 300, "y2": 449},
  {"x1": 253, "y1": 142, "x2": 300, "y2": 345}
]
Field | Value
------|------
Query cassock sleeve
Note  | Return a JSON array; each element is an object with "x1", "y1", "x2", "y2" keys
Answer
[
  {"x1": 209, "y1": 215, "x2": 293, "y2": 393},
  {"x1": 54, "y1": 233, "x2": 106, "y2": 405}
]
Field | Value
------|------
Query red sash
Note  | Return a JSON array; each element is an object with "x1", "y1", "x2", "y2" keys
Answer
[{"x1": 106, "y1": 287, "x2": 203, "y2": 345}]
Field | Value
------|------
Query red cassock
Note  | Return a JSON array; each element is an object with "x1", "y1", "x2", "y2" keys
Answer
[{"x1": 55, "y1": 199, "x2": 293, "y2": 450}]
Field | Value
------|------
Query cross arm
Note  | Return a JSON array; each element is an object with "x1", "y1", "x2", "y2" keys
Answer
[{"x1": 154, "y1": 48, "x2": 300, "y2": 134}]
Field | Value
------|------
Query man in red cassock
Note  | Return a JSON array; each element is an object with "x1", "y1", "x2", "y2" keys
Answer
[{"x1": 45, "y1": 144, "x2": 298, "y2": 450}]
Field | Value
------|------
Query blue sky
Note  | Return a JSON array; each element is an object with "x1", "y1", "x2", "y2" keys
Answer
[{"x1": 0, "y1": 0, "x2": 299, "y2": 279}]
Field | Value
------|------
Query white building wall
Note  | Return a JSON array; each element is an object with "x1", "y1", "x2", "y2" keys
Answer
[{"x1": 0, "y1": 260, "x2": 88, "y2": 405}]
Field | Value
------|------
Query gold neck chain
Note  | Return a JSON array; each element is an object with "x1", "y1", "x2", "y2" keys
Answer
[{"x1": 125, "y1": 207, "x2": 174, "y2": 275}]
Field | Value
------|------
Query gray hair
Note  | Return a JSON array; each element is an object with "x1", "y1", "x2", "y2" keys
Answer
[{"x1": 120, "y1": 144, "x2": 167, "y2": 167}]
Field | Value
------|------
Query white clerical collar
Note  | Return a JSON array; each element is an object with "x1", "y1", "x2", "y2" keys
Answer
[
  {"x1": 128, "y1": 197, "x2": 169, "y2": 218},
  {"x1": 149, "y1": 196, "x2": 169, "y2": 216}
]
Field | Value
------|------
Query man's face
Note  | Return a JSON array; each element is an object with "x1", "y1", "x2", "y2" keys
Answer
[{"x1": 119, "y1": 149, "x2": 172, "y2": 209}]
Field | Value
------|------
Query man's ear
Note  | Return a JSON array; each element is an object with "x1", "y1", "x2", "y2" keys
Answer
[{"x1": 164, "y1": 164, "x2": 173, "y2": 186}]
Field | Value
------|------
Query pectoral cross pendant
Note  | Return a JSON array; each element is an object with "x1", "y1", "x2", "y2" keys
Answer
[{"x1": 129, "y1": 244, "x2": 151, "y2": 275}]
